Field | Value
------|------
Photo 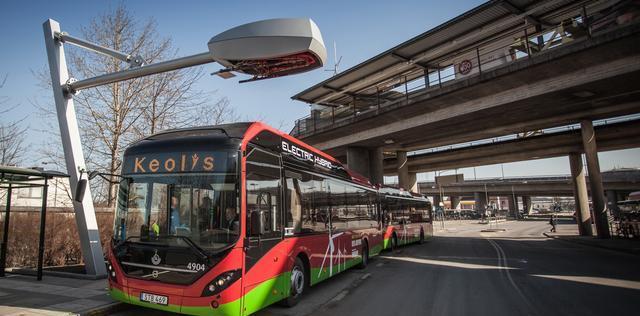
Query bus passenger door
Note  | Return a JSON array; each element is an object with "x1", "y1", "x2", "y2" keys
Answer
[{"x1": 243, "y1": 145, "x2": 287, "y2": 314}]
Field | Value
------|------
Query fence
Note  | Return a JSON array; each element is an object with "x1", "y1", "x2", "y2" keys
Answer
[{"x1": 0, "y1": 207, "x2": 114, "y2": 269}]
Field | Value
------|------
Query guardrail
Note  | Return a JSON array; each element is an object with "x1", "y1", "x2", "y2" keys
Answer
[{"x1": 291, "y1": 2, "x2": 639, "y2": 137}]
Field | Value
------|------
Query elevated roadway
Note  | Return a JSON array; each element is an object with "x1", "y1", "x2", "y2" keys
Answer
[
  {"x1": 383, "y1": 119, "x2": 640, "y2": 174},
  {"x1": 417, "y1": 169, "x2": 640, "y2": 197},
  {"x1": 291, "y1": 0, "x2": 640, "y2": 238},
  {"x1": 293, "y1": 12, "x2": 640, "y2": 158}
]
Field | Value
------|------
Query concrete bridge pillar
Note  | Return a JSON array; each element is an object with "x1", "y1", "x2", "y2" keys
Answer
[
  {"x1": 397, "y1": 151, "x2": 417, "y2": 192},
  {"x1": 433, "y1": 195, "x2": 442, "y2": 208},
  {"x1": 347, "y1": 146, "x2": 384, "y2": 185},
  {"x1": 408, "y1": 172, "x2": 418, "y2": 193},
  {"x1": 580, "y1": 120, "x2": 610, "y2": 238},
  {"x1": 606, "y1": 190, "x2": 620, "y2": 218},
  {"x1": 369, "y1": 147, "x2": 384, "y2": 186},
  {"x1": 522, "y1": 196, "x2": 533, "y2": 215},
  {"x1": 474, "y1": 192, "x2": 487, "y2": 214},
  {"x1": 507, "y1": 195, "x2": 519, "y2": 218},
  {"x1": 506, "y1": 196, "x2": 514, "y2": 214},
  {"x1": 450, "y1": 196, "x2": 460, "y2": 210},
  {"x1": 569, "y1": 153, "x2": 593, "y2": 236},
  {"x1": 347, "y1": 147, "x2": 370, "y2": 179}
]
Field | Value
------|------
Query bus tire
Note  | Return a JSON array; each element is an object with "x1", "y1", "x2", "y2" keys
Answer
[
  {"x1": 419, "y1": 229, "x2": 425, "y2": 244},
  {"x1": 284, "y1": 257, "x2": 307, "y2": 307},
  {"x1": 357, "y1": 240, "x2": 369, "y2": 269}
]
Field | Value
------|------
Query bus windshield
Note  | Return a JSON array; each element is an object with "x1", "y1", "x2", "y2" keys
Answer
[{"x1": 113, "y1": 172, "x2": 239, "y2": 252}]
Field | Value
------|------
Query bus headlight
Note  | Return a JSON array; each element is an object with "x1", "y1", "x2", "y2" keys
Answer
[
  {"x1": 107, "y1": 262, "x2": 117, "y2": 283},
  {"x1": 201, "y1": 269, "x2": 241, "y2": 296}
]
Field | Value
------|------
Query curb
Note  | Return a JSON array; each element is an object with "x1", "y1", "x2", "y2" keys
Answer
[
  {"x1": 543, "y1": 232, "x2": 640, "y2": 255},
  {"x1": 79, "y1": 301, "x2": 130, "y2": 316}
]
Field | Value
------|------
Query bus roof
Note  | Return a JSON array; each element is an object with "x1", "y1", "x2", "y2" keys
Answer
[{"x1": 129, "y1": 122, "x2": 373, "y2": 188}]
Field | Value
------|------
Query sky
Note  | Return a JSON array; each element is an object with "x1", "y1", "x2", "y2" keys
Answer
[{"x1": 0, "y1": 0, "x2": 638, "y2": 179}]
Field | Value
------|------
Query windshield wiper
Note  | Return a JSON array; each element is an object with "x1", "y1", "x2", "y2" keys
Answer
[
  {"x1": 124, "y1": 235, "x2": 210, "y2": 260},
  {"x1": 175, "y1": 235, "x2": 210, "y2": 260}
]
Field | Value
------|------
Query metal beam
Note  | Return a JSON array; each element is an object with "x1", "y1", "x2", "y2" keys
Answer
[
  {"x1": 37, "y1": 178, "x2": 48, "y2": 281},
  {"x1": 323, "y1": 84, "x2": 343, "y2": 93},
  {"x1": 500, "y1": 0, "x2": 548, "y2": 27},
  {"x1": 55, "y1": 32, "x2": 144, "y2": 67},
  {"x1": 66, "y1": 52, "x2": 212, "y2": 94},
  {"x1": 0, "y1": 184, "x2": 11, "y2": 277},
  {"x1": 390, "y1": 52, "x2": 431, "y2": 69},
  {"x1": 43, "y1": 19, "x2": 106, "y2": 277}
]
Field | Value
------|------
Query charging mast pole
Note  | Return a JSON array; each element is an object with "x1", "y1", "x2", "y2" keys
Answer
[
  {"x1": 42, "y1": 17, "x2": 326, "y2": 278},
  {"x1": 43, "y1": 19, "x2": 106, "y2": 277}
]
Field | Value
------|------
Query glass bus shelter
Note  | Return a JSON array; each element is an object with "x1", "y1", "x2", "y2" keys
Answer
[{"x1": 0, "y1": 166, "x2": 69, "y2": 280}]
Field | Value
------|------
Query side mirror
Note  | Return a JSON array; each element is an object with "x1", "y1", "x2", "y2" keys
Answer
[
  {"x1": 249, "y1": 210, "x2": 264, "y2": 237},
  {"x1": 75, "y1": 179, "x2": 87, "y2": 203}
]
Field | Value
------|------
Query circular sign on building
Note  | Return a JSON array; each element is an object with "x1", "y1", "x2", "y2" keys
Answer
[{"x1": 458, "y1": 59, "x2": 473, "y2": 75}]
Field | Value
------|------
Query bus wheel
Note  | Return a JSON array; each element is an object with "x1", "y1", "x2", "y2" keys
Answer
[
  {"x1": 357, "y1": 241, "x2": 369, "y2": 269},
  {"x1": 419, "y1": 229, "x2": 425, "y2": 244},
  {"x1": 285, "y1": 257, "x2": 306, "y2": 307}
]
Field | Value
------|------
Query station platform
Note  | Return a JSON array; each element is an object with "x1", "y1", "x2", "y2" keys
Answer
[{"x1": 0, "y1": 274, "x2": 117, "y2": 316}]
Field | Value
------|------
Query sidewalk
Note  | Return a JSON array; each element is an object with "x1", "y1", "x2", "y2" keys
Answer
[
  {"x1": 543, "y1": 221, "x2": 640, "y2": 255},
  {"x1": 0, "y1": 274, "x2": 120, "y2": 316}
]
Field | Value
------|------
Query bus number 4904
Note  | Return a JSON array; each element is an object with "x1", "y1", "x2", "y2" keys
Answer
[{"x1": 187, "y1": 263, "x2": 206, "y2": 272}]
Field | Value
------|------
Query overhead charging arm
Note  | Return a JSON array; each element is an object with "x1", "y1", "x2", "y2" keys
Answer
[
  {"x1": 54, "y1": 31, "x2": 146, "y2": 68},
  {"x1": 53, "y1": 31, "x2": 215, "y2": 96},
  {"x1": 42, "y1": 17, "x2": 326, "y2": 279}
]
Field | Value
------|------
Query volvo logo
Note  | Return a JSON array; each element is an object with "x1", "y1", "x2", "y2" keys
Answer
[
  {"x1": 151, "y1": 249, "x2": 161, "y2": 266},
  {"x1": 152, "y1": 270, "x2": 159, "y2": 278}
]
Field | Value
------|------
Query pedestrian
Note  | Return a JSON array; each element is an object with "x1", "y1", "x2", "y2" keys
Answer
[{"x1": 549, "y1": 214, "x2": 557, "y2": 233}]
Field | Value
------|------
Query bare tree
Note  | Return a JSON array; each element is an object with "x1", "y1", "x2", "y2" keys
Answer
[
  {"x1": 40, "y1": 5, "x2": 226, "y2": 206},
  {"x1": 193, "y1": 94, "x2": 239, "y2": 126},
  {"x1": 132, "y1": 59, "x2": 204, "y2": 136},
  {"x1": 0, "y1": 74, "x2": 28, "y2": 166},
  {"x1": 34, "y1": 5, "x2": 248, "y2": 206}
]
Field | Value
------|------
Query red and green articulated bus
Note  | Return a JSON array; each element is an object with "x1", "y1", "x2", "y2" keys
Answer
[
  {"x1": 106, "y1": 122, "x2": 433, "y2": 315},
  {"x1": 379, "y1": 187, "x2": 434, "y2": 250}
]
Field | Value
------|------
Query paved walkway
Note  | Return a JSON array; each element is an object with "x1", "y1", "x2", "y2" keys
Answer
[
  {"x1": 0, "y1": 274, "x2": 114, "y2": 316},
  {"x1": 438, "y1": 218, "x2": 640, "y2": 255},
  {"x1": 543, "y1": 218, "x2": 640, "y2": 255}
]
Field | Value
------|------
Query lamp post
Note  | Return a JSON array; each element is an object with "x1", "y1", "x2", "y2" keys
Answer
[{"x1": 43, "y1": 18, "x2": 327, "y2": 277}]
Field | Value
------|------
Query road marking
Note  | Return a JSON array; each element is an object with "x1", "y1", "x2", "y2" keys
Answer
[
  {"x1": 379, "y1": 255, "x2": 516, "y2": 270},
  {"x1": 531, "y1": 274, "x2": 640, "y2": 290},
  {"x1": 418, "y1": 255, "x2": 529, "y2": 263},
  {"x1": 329, "y1": 290, "x2": 349, "y2": 303},
  {"x1": 324, "y1": 272, "x2": 372, "y2": 307},
  {"x1": 376, "y1": 262, "x2": 384, "y2": 267},
  {"x1": 486, "y1": 238, "x2": 535, "y2": 311}
]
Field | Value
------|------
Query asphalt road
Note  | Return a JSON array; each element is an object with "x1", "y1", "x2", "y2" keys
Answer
[{"x1": 114, "y1": 220, "x2": 640, "y2": 316}]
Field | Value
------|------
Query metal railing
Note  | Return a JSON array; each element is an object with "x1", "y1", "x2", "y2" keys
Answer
[{"x1": 292, "y1": 2, "x2": 638, "y2": 137}]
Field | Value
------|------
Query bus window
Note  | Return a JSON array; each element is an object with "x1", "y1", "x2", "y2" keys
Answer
[
  {"x1": 386, "y1": 197, "x2": 406, "y2": 225},
  {"x1": 285, "y1": 170, "x2": 332, "y2": 234},
  {"x1": 284, "y1": 175, "x2": 302, "y2": 235},
  {"x1": 330, "y1": 180, "x2": 348, "y2": 231},
  {"x1": 246, "y1": 145, "x2": 282, "y2": 238}
]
